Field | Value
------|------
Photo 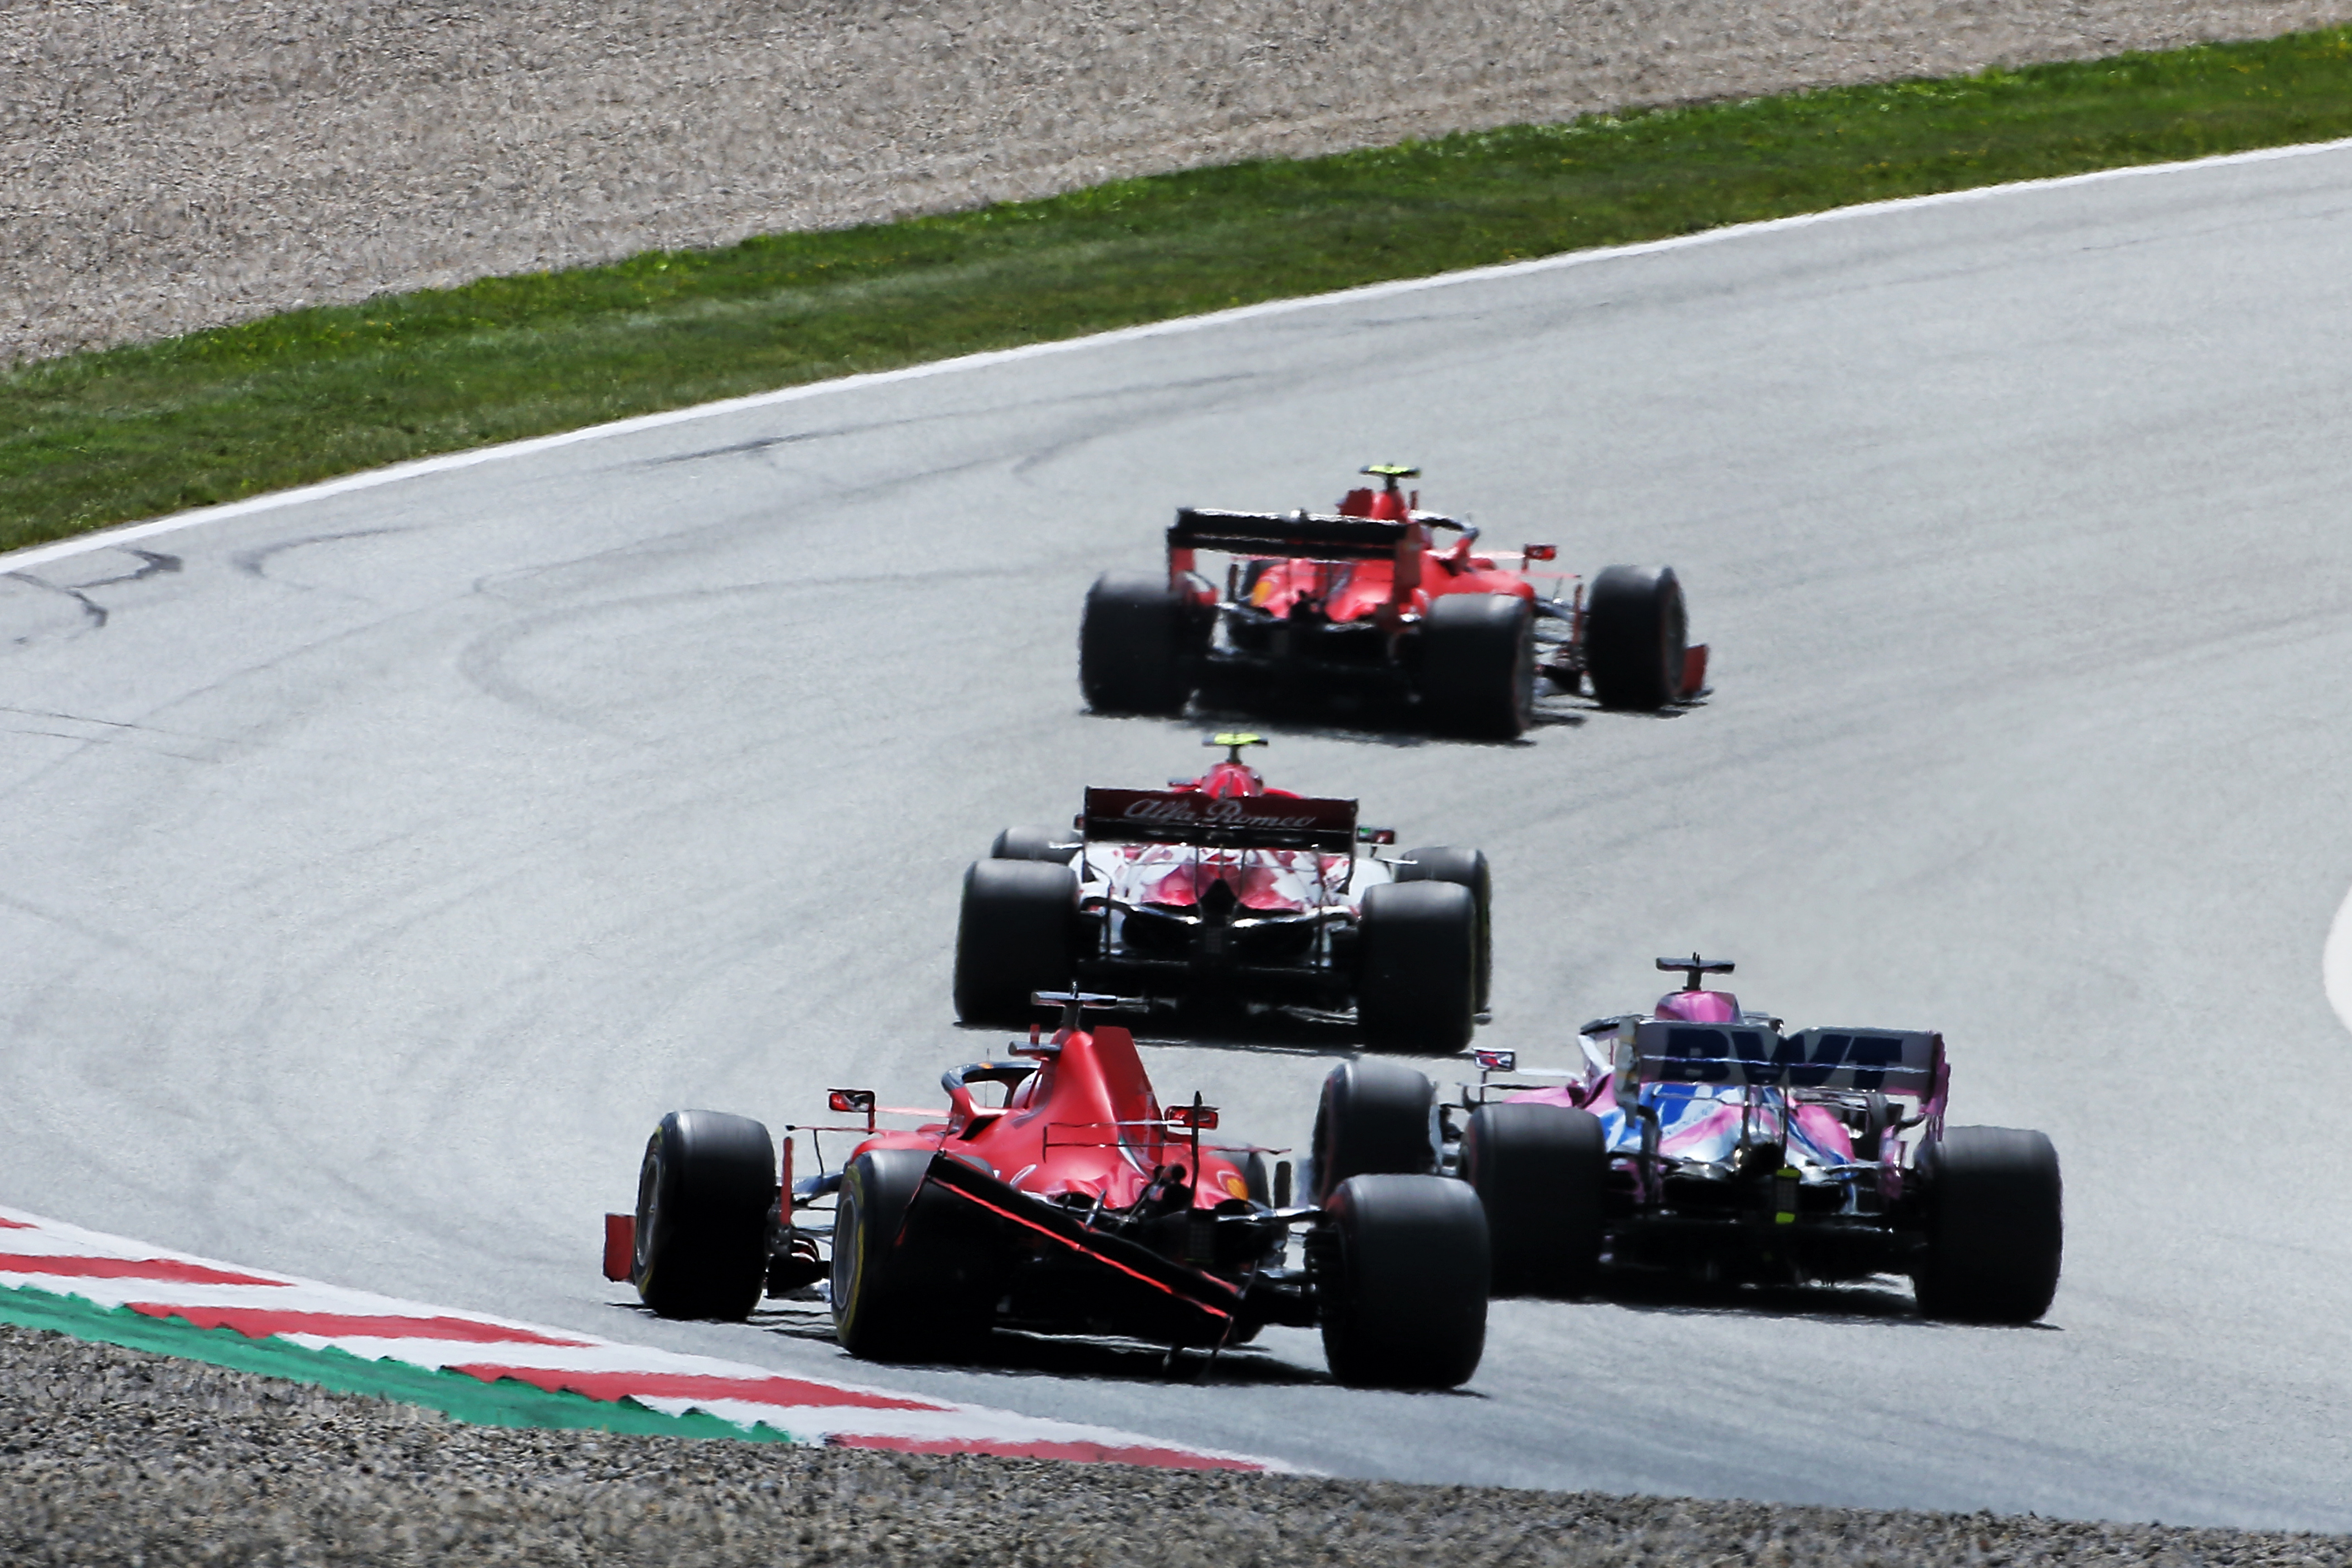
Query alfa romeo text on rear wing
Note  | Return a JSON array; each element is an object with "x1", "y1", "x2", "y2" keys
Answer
[
  {"x1": 1083, "y1": 786, "x2": 1359, "y2": 854},
  {"x1": 1601, "y1": 1019, "x2": 1946, "y2": 1098}
]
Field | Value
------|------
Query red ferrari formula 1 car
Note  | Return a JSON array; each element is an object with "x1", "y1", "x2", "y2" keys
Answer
[
  {"x1": 1298, "y1": 957, "x2": 2063, "y2": 1323},
  {"x1": 602, "y1": 995, "x2": 1489, "y2": 1389},
  {"x1": 954, "y1": 735, "x2": 1492, "y2": 1051},
  {"x1": 1079, "y1": 464, "x2": 1707, "y2": 739}
]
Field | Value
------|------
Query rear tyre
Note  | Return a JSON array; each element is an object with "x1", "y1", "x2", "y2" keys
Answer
[
  {"x1": 632, "y1": 1110, "x2": 776, "y2": 1321},
  {"x1": 1420, "y1": 593, "x2": 1534, "y2": 739},
  {"x1": 1585, "y1": 565, "x2": 1688, "y2": 711},
  {"x1": 989, "y1": 825, "x2": 1081, "y2": 865},
  {"x1": 1080, "y1": 573, "x2": 1196, "y2": 716},
  {"x1": 1355, "y1": 880, "x2": 1478, "y2": 1054},
  {"x1": 1316, "y1": 1174, "x2": 1489, "y2": 1389},
  {"x1": 831, "y1": 1148, "x2": 986, "y2": 1360},
  {"x1": 952, "y1": 859, "x2": 1078, "y2": 1024},
  {"x1": 1311, "y1": 1058, "x2": 1436, "y2": 1205},
  {"x1": 1463, "y1": 1103, "x2": 1607, "y2": 1298},
  {"x1": 1911, "y1": 1126, "x2": 2063, "y2": 1324},
  {"x1": 1392, "y1": 847, "x2": 1492, "y2": 1013}
]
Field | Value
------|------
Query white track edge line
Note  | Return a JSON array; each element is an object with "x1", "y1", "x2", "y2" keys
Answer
[
  {"x1": 2325, "y1": 881, "x2": 2352, "y2": 1040},
  {"x1": 5, "y1": 133, "x2": 2351, "y2": 579}
]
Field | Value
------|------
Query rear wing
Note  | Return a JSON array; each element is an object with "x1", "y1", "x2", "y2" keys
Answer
[
  {"x1": 1169, "y1": 508, "x2": 1413, "y2": 562},
  {"x1": 1601, "y1": 1019, "x2": 1944, "y2": 1097},
  {"x1": 1083, "y1": 786, "x2": 1358, "y2": 853}
]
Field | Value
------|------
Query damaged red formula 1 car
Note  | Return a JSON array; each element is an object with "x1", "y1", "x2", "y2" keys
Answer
[
  {"x1": 1301, "y1": 956, "x2": 2063, "y2": 1323},
  {"x1": 1080, "y1": 464, "x2": 1708, "y2": 739},
  {"x1": 602, "y1": 995, "x2": 1489, "y2": 1389},
  {"x1": 955, "y1": 735, "x2": 1493, "y2": 1051}
]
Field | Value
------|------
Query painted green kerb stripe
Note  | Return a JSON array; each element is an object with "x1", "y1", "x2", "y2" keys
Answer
[{"x1": 0, "y1": 1283, "x2": 799, "y2": 1444}]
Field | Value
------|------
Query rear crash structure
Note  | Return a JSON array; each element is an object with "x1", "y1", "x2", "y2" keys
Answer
[{"x1": 603, "y1": 996, "x2": 1489, "y2": 1389}]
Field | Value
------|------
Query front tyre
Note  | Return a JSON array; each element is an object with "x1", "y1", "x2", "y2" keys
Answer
[
  {"x1": 1463, "y1": 1103, "x2": 1606, "y2": 1298},
  {"x1": 1079, "y1": 573, "x2": 1196, "y2": 716},
  {"x1": 952, "y1": 859, "x2": 1078, "y2": 1024},
  {"x1": 1911, "y1": 1126, "x2": 2063, "y2": 1324},
  {"x1": 1584, "y1": 565, "x2": 1688, "y2": 711},
  {"x1": 990, "y1": 825, "x2": 1081, "y2": 864},
  {"x1": 1355, "y1": 880, "x2": 1478, "y2": 1054},
  {"x1": 1392, "y1": 846, "x2": 1492, "y2": 1013},
  {"x1": 1311, "y1": 1058, "x2": 1436, "y2": 1204},
  {"x1": 632, "y1": 1110, "x2": 776, "y2": 1321},
  {"x1": 1316, "y1": 1174, "x2": 1489, "y2": 1389}
]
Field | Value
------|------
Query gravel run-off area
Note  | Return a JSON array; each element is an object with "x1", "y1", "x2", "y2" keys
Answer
[
  {"x1": 9, "y1": 0, "x2": 2352, "y2": 365},
  {"x1": 6, "y1": 1322, "x2": 2349, "y2": 1568}
]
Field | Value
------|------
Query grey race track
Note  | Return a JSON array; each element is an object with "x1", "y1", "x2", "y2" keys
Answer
[{"x1": 6, "y1": 146, "x2": 2352, "y2": 1530}]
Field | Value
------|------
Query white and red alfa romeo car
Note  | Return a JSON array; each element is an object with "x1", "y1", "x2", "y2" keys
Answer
[{"x1": 953, "y1": 735, "x2": 1491, "y2": 1052}]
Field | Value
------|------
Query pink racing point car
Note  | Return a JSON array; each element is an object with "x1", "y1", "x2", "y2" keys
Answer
[
  {"x1": 1302, "y1": 955, "x2": 2063, "y2": 1323},
  {"x1": 603, "y1": 994, "x2": 1489, "y2": 1389},
  {"x1": 1079, "y1": 464, "x2": 1708, "y2": 740},
  {"x1": 955, "y1": 735, "x2": 1492, "y2": 1052}
]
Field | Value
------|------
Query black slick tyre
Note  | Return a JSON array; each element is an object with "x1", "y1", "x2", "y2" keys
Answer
[
  {"x1": 1080, "y1": 573, "x2": 1195, "y2": 716},
  {"x1": 952, "y1": 859, "x2": 1077, "y2": 1024},
  {"x1": 989, "y1": 825, "x2": 1081, "y2": 865},
  {"x1": 1420, "y1": 593, "x2": 1534, "y2": 739},
  {"x1": 831, "y1": 1147, "x2": 980, "y2": 1361},
  {"x1": 1392, "y1": 847, "x2": 1492, "y2": 1013},
  {"x1": 1316, "y1": 1174, "x2": 1489, "y2": 1389},
  {"x1": 1463, "y1": 1103, "x2": 1607, "y2": 1298},
  {"x1": 1355, "y1": 880, "x2": 1478, "y2": 1053},
  {"x1": 632, "y1": 1110, "x2": 777, "y2": 1321},
  {"x1": 1911, "y1": 1126, "x2": 2063, "y2": 1324},
  {"x1": 1584, "y1": 565, "x2": 1688, "y2": 711},
  {"x1": 1311, "y1": 1058, "x2": 1435, "y2": 1205}
]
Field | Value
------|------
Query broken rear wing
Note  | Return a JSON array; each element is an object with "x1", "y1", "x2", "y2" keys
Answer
[
  {"x1": 1605, "y1": 1019, "x2": 1944, "y2": 1097},
  {"x1": 1083, "y1": 786, "x2": 1358, "y2": 853}
]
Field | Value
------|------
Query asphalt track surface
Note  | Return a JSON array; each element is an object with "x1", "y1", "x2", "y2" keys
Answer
[{"x1": 5, "y1": 145, "x2": 2352, "y2": 1531}]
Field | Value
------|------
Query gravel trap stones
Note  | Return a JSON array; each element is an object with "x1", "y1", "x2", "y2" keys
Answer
[
  {"x1": 5, "y1": 1323, "x2": 2348, "y2": 1567},
  {"x1": 10, "y1": 0, "x2": 2352, "y2": 365}
]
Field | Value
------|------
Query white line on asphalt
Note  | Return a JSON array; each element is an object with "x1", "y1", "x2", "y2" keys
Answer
[
  {"x1": 4, "y1": 135, "x2": 2350, "y2": 580},
  {"x1": 2325, "y1": 882, "x2": 2352, "y2": 1040}
]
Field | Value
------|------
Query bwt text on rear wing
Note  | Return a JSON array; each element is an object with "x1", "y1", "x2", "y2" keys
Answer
[
  {"x1": 1598, "y1": 1019, "x2": 1946, "y2": 1097},
  {"x1": 1082, "y1": 786, "x2": 1359, "y2": 854}
]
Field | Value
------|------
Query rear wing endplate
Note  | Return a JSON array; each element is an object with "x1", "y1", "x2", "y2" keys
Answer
[
  {"x1": 1602, "y1": 1019, "x2": 1943, "y2": 1096},
  {"x1": 1083, "y1": 786, "x2": 1358, "y2": 853}
]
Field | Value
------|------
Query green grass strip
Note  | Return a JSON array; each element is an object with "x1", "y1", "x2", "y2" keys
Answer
[
  {"x1": 0, "y1": 1283, "x2": 797, "y2": 1443},
  {"x1": 6, "y1": 25, "x2": 2352, "y2": 554}
]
